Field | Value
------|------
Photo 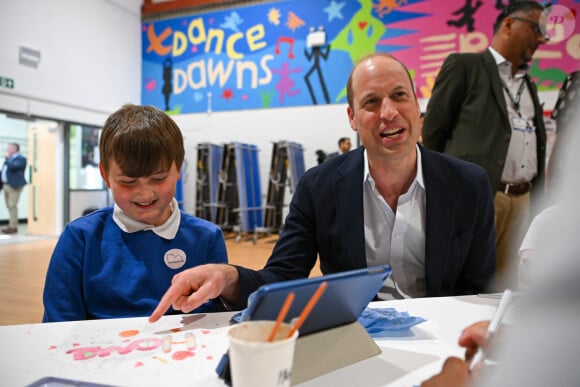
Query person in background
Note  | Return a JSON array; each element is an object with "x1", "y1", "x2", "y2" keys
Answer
[
  {"x1": 149, "y1": 53, "x2": 496, "y2": 322},
  {"x1": 338, "y1": 136, "x2": 352, "y2": 154},
  {"x1": 326, "y1": 137, "x2": 352, "y2": 160},
  {"x1": 1, "y1": 142, "x2": 27, "y2": 234},
  {"x1": 315, "y1": 149, "x2": 328, "y2": 165},
  {"x1": 42, "y1": 104, "x2": 228, "y2": 322},
  {"x1": 422, "y1": 1, "x2": 548, "y2": 290}
]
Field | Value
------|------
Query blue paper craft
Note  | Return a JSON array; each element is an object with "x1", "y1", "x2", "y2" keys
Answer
[{"x1": 358, "y1": 307, "x2": 426, "y2": 338}]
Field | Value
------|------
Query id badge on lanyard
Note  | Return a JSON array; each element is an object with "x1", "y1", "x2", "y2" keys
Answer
[{"x1": 512, "y1": 117, "x2": 535, "y2": 133}]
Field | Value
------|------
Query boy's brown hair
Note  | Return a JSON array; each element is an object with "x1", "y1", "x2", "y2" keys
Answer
[{"x1": 99, "y1": 104, "x2": 185, "y2": 177}]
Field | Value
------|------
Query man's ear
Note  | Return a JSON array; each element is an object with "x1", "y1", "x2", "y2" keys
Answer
[
  {"x1": 99, "y1": 164, "x2": 111, "y2": 188},
  {"x1": 347, "y1": 106, "x2": 358, "y2": 132}
]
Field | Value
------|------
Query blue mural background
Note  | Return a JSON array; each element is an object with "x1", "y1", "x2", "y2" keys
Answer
[{"x1": 142, "y1": 0, "x2": 578, "y2": 114}]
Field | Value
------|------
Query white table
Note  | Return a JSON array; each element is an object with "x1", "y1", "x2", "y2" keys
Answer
[{"x1": 0, "y1": 295, "x2": 500, "y2": 387}]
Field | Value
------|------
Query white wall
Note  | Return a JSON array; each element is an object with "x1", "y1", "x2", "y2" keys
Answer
[{"x1": 0, "y1": 0, "x2": 142, "y2": 125}]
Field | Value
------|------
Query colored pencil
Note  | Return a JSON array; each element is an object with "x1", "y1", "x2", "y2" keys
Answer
[
  {"x1": 267, "y1": 291, "x2": 295, "y2": 342},
  {"x1": 287, "y1": 281, "x2": 328, "y2": 338}
]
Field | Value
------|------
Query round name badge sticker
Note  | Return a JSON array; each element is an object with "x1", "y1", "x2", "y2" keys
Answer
[
  {"x1": 164, "y1": 248, "x2": 186, "y2": 269},
  {"x1": 540, "y1": 5, "x2": 576, "y2": 43}
]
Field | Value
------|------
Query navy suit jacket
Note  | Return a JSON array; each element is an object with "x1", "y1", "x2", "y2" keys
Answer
[
  {"x1": 3, "y1": 153, "x2": 27, "y2": 188},
  {"x1": 235, "y1": 146, "x2": 496, "y2": 308}
]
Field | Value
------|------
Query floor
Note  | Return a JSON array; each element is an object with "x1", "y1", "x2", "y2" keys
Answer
[
  {"x1": 0, "y1": 228, "x2": 321, "y2": 326},
  {"x1": 0, "y1": 225, "x2": 53, "y2": 246}
]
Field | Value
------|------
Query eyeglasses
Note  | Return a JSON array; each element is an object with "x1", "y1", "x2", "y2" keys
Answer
[{"x1": 510, "y1": 16, "x2": 550, "y2": 41}]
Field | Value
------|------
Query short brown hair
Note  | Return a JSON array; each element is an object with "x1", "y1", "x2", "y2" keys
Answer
[
  {"x1": 99, "y1": 104, "x2": 184, "y2": 177},
  {"x1": 346, "y1": 52, "x2": 416, "y2": 109}
]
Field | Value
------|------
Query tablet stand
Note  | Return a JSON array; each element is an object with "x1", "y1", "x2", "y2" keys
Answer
[{"x1": 292, "y1": 321, "x2": 381, "y2": 385}]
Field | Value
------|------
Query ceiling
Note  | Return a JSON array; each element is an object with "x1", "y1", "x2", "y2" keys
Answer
[{"x1": 141, "y1": 0, "x2": 265, "y2": 19}]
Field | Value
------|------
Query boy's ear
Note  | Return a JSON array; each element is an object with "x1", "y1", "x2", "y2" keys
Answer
[{"x1": 99, "y1": 164, "x2": 111, "y2": 188}]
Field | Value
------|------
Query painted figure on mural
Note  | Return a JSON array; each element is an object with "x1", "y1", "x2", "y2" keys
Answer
[
  {"x1": 447, "y1": 0, "x2": 483, "y2": 33},
  {"x1": 162, "y1": 57, "x2": 173, "y2": 112},
  {"x1": 304, "y1": 26, "x2": 331, "y2": 105},
  {"x1": 272, "y1": 62, "x2": 302, "y2": 105},
  {"x1": 373, "y1": 0, "x2": 408, "y2": 18}
]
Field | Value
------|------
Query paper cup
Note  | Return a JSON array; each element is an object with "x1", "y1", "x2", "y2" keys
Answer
[{"x1": 228, "y1": 321, "x2": 298, "y2": 387}]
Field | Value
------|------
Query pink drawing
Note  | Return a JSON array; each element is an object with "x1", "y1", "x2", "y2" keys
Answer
[
  {"x1": 172, "y1": 351, "x2": 194, "y2": 361},
  {"x1": 66, "y1": 338, "x2": 163, "y2": 360},
  {"x1": 271, "y1": 63, "x2": 302, "y2": 104}
]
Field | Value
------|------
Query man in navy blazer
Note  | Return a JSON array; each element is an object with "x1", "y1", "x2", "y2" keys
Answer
[
  {"x1": 233, "y1": 145, "x2": 496, "y2": 301},
  {"x1": 1, "y1": 142, "x2": 27, "y2": 234},
  {"x1": 149, "y1": 53, "x2": 496, "y2": 321}
]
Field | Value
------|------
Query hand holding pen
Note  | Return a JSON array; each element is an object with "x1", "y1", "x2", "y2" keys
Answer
[
  {"x1": 469, "y1": 289, "x2": 513, "y2": 371},
  {"x1": 421, "y1": 290, "x2": 513, "y2": 387}
]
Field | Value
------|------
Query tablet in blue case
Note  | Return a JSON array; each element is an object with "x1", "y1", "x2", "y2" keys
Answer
[{"x1": 236, "y1": 265, "x2": 392, "y2": 336}]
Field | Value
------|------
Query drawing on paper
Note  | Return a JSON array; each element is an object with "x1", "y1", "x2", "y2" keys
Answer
[{"x1": 46, "y1": 321, "x2": 229, "y2": 373}]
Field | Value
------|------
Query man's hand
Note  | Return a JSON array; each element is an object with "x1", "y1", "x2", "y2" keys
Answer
[{"x1": 148, "y1": 264, "x2": 240, "y2": 323}]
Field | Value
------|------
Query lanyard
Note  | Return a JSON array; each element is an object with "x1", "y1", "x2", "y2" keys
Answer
[{"x1": 500, "y1": 77, "x2": 526, "y2": 117}]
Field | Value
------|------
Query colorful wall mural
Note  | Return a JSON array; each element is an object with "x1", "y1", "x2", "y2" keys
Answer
[{"x1": 141, "y1": 0, "x2": 579, "y2": 114}]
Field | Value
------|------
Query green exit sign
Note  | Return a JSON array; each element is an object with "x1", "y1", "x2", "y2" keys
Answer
[{"x1": 0, "y1": 77, "x2": 14, "y2": 89}]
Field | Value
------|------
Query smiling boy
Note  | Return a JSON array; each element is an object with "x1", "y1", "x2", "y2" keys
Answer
[{"x1": 43, "y1": 104, "x2": 228, "y2": 322}]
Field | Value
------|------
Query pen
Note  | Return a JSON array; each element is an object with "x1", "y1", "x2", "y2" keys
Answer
[{"x1": 469, "y1": 288, "x2": 513, "y2": 370}]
